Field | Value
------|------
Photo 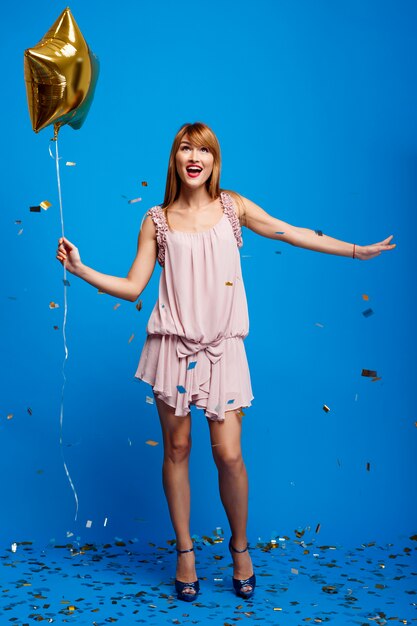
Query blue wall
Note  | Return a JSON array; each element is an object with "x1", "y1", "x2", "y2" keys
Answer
[{"x1": 1, "y1": 0, "x2": 416, "y2": 548}]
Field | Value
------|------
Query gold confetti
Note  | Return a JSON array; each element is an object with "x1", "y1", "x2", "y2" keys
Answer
[
  {"x1": 7, "y1": 414, "x2": 13, "y2": 420},
  {"x1": 136, "y1": 299, "x2": 143, "y2": 312},
  {"x1": 323, "y1": 404, "x2": 330, "y2": 412},
  {"x1": 66, "y1": 161, "x2": 76, "y2": 166},
  {"x1": 371, "y1": 376, "x2": 382, "y2": 382},
  {"x1": 315, "y1": 322, "x2": 324, "y2": 328},
  {"x1": 128, "y1": 197, "x2": 142, "y2": 204},
  {"x1": 315, "y1": 523, "x2": 321, "y2": 533},
  {"x1": 68, "y1": 606, "x2": 76, "y2": 611},
  {"x1": 145, "y1": 440, "x2": 159, "y2": 446},
  {"x1": 225, "y1": 281, "x2": 233, "y2": 286},
  {"x1": 128, "y1": 333, "x2": 135, "y2": 343},
  {"x1": 141, "y1": 181, "x2": 148, "y2": 186},
  {"x1": 18, "y1": 228, "x2": 23, "y2": 235},
  {"x1": 362, "y1": 368, "x2": 377, "y2": 377},
  {"x1": 49, "y1": 301, "x2": 59, "y2": 309},
  {"x1": 98, "y1": 289, "x2": 105, "y2": 294},
  {"x1": 40, "y1": 200, "x2": 52, "y2": 210},
  {"x1": 291, "y1": 567, "x2": 299, "y2": 575},
  {"x1": 362, "y1": 294, "x2": 369, "y2": 300},
  {"x1": 86, "y1": 520, "x2": 92, "y2": 528},
  {"x1": 145, "y1": 396, "x2": 154, "y2": 404},
  {"x1": 113, "y1": 303, "x2": 121, "y2": 310}
]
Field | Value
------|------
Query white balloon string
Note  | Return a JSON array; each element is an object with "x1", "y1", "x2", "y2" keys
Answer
[{"x1": 51, "y1": 137, "x2": 79, "y2": 522}]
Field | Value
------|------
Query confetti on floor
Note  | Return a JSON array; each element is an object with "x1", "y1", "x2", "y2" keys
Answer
[{"x1": 0, "y1": 532, "x2": 415, "y2": 625}]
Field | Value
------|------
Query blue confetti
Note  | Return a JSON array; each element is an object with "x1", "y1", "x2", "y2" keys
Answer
[
  {"x1": 275, "y1": 231, "x2": 285, "y2": 234},
  {"x1": 177, "y1": 385, "x2": 186, "y2": 394},
  {"x1": 187, "y1": 361, "x2": 197, "y2": 370},
  {"x1": 227, "y1": 399, "x2": 235, "y2": 404}
]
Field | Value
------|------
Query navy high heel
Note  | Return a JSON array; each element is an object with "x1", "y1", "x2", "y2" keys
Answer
[
  {"x1": 174, "y1": 545, "x2": 200, "y2": 602},
  {"x1": 229, "y1": 537, "x2": 256, "y2": 599}
]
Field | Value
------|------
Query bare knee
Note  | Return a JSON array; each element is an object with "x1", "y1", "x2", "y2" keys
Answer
[
  {"x1": 164, "y1": 437, "x2": 191, "y2": 464},
  {"x1": 213, "y1": 448, "x2": 243, "y2": 472}
]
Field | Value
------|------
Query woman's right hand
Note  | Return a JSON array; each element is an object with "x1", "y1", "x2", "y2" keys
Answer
[{"x1": 56, "y1": 236, "x2": 83, "y2": 275}]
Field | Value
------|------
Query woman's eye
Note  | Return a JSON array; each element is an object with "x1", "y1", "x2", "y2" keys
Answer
[{"x1": 201, "y1": 147, "x2": 209, "y2": 152}]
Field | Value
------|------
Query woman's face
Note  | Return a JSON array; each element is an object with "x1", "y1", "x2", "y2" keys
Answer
[{"x1": 175, "y1": 134, "x2": 214, "y2": 190}]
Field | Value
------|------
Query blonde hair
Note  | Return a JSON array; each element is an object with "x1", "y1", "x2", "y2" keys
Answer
[{"x1": 160, "y1": 121, "x2": 247, "y2": 229}]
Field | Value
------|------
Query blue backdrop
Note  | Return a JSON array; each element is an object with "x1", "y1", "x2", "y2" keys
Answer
[{"x1": 1, "y1": 0, "x2": 416, "y2": 549}]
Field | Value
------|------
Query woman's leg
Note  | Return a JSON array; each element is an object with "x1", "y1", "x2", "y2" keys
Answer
[
  {"x1": 206, "y1": 408, "x2": 254, "y2": 591},
  {"x1": 154, "y1": 393, "x2": 197, "y2": 592}
]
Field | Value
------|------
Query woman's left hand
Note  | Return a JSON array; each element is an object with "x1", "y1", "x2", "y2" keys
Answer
[{"x1": 355, "y1": 235, "x2": 396, "y2": 260}]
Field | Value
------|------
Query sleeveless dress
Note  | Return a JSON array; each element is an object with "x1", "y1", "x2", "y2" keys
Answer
[{"x1": 134, "y1": 190, "x2": 254, "y2": 422}]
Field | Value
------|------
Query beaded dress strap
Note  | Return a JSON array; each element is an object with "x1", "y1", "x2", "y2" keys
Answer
[
  {"x1": 220, "y1": 191, "x2": 243, "y2": 247},
  {"x1": 147, "y1": 205, "x2": 168, "y2": 267}
]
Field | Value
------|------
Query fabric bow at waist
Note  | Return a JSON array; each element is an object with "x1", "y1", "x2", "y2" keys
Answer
[{"x1": 176, "y1": 335, "x2": 225, "y2": 365}]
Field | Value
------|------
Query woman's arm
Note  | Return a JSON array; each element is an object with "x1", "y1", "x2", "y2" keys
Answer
[
  {"x1": 238, "y1": 195, "x2": 396, "y2": 260},
  {"x1": 56, "y1": 214, "x2": 158, "y2": 301}
]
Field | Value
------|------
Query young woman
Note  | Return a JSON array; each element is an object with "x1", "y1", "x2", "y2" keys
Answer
[{"x1": 56, "y1": 121, "x2": 396, "y2": 602}]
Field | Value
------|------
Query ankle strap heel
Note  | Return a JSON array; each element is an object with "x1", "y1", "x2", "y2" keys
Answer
[
  {"x1": 228, "y1": 537, "x2": 256, "y2": 599},
  {"x1": 174, "y1": 545, "x2": 199, "y2": 602}
]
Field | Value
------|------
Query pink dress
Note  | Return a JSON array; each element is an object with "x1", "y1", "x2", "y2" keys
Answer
[{"x1": 134, "y1": 190, "x2": 254, "y2": 421}]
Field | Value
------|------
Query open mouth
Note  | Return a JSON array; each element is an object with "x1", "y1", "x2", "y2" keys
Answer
[{"x1": 186, "y1": 166, "x2": 202, "y2": 178}]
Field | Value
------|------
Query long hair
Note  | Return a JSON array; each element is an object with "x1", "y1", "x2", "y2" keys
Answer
[{"x1": 160, "y1": 121, "x2": 246, "y2": 229}]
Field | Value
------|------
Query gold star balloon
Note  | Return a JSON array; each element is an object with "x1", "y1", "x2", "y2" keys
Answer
[{"x1": 24, "y1": 7, "x2": 99, "y2": 139}]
